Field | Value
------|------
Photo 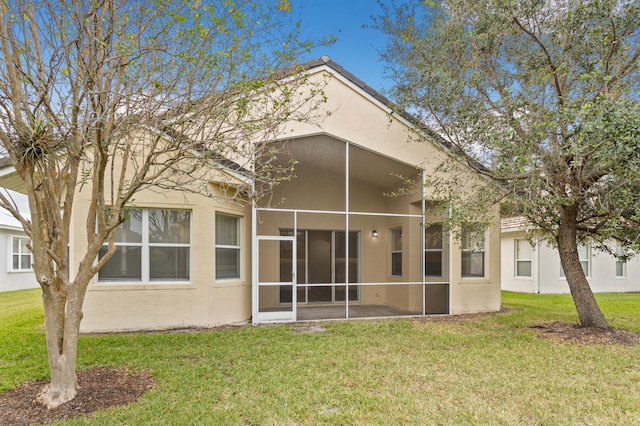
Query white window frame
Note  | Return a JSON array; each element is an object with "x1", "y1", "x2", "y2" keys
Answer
[
  {"x1": 215, "y1": 212, "x2": 242, "y2": 280},
  {"x1": 390, "y1": 227, "x2": 403, "y2": 276},
  {"x1": 9, "y1": 235, "x2": 33, "y2": 272},
  {"x1": 461, "y1": 225, "x2": 486, "y2": 278},
  {"x1": 515, "y1": 239, "x2": 532, "y2": 277},
  {"x1": 560, "y1": 243, "x2": 590, "y2": 278},
  {"x1": 615, "y1": 240, "x2": 626, "y2": 278},
  {"x1": 98, "y1": 208, "x2": 191, "y2": 283},
  {"x1": 424, "y1": 223, "x2": 444, "y2": 278}
]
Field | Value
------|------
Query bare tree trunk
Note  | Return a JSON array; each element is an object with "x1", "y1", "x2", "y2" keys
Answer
[
  {"x1": 37, "y1": 283, "x2": 82, "y2": 408},
  {"x1": 557, "y1": 205, "x2": 610, "y2": 329}
]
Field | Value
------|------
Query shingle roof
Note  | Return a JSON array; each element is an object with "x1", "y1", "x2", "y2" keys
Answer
[
  {"x1": 302, "y1": 56, "x2": 393, "y2": 107},
  {"x1": 501, "y1": 216, "x2": 530, "y2": 230}
]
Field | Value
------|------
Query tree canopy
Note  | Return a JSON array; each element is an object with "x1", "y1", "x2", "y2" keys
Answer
[
  {"x1": 0, "y1": 0, "x2": 326, "y2": 408},
  {"x1": 376, "y1": 0, "x2": 640, "y2": 328}
]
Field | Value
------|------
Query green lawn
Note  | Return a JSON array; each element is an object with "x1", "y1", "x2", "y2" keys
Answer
[{"x1": 2, "y1": 289, "x2": 640, "y2": 425}]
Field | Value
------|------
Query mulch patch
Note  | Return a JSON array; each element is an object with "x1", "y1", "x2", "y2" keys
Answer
[
  {"x1": 0, "y1": 368, "x2": 155, "y2": 426},
  {"x1": 529, "y1": 321, "x2": 640, "y2": 346}
]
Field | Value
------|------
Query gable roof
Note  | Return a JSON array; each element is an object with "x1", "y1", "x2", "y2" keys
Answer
[
  {"x1": 0, "y1": 56, "x2": 482, "y2": 184},
  {"x1": 300, "y1": 56, "x2": 455, "y2": 153}
]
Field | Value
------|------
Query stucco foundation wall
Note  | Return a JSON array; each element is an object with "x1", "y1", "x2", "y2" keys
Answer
[
  {"x1": 81, "y1": 286, "x2": 208, "y2": 332},
  {"x1": 449, "y1": 214, "x2": 502, "y2": 314},
  {"x1": 79, "y1": 187, "x2": 252, "y2": 333}
]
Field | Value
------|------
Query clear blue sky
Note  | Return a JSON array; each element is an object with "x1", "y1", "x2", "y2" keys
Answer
[{"x1": 292, "y1": 0, "x2": 391, "y2": 93}]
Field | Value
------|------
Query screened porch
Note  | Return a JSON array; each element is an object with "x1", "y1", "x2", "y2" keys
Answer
[{"x1": 251, "y1": 135, "x2": 450, "y2": 323}]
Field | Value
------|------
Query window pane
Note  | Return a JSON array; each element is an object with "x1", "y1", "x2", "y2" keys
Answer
[
  {"x1": 12, "y1": 237, "x2": 19, "y2": 253},
  {"x1": 516, "y1": 239, "x2": 532, "y2": 260},
  {"x1": 616, "y1": 261, "x2": 624, "y2": 277},
  {"x1": 335, "y1": 231, "x2": 358, "y2": 284},
  {"x1": 98, "y1": 246, "x2": 142, "y2": 281},
  {"x1": 425, "y1": 251, "x2": 443, "y2": 277},
  {"x1": 308, "y1": 286, "x2": 332, "y2": 303},
  {"x1": 462, "y1": 252, "x2": 484, "y2": 277},
  {"x1": 279, "y1": 285, "x2": 293, "y2": 303},
  {"x1": 148, "y1": 209, "x2": 190, "y2": 244},
  {"x1": 19, "y1": 238, "x2": 29, "y2": 253},
  {"x1": 392, "y1": 229, "x2": 402, "y2": 251},
  {"x1": 392, "y1": 252, "x2": 402, "y2": 276},
  {"x1": 308, "y1": 231, "x2": 331, "y2": 284},
  {"x1": 114, "y1": 209, "x2": 142, "y2": 243},
  {"x1": 578, "y1": 244, "x2": 589, "y2": 260},
  {"x1": 462, "y1": 226, "x2": 484, "y2": 251},
  {"x1": 425, "y1": 224, "x2": 443, "y2": 249},
  {"x1": 516, "y1": 260, "x2": 531, "y2": 277},
  {"x1": 20, "y1": 255, "x2": 31, "y2": 270},
  {"x1": 13, "y1": 255, "x2": 19, "y2": 270},
  {"x1": 580, "y1": 260, "x2": 589, "y2": 276},
  {"x1": 150, "y1": 247, "x2": 190, "y2": 280},
  {"x1": 216, "y1": 214, "x2": 239, "y2": 246},
  {"x1": 216, "y1": 248, "x2": 240, "y2": 279}
]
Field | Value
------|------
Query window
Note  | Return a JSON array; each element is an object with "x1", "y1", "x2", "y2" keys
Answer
[
  {"x1": 391, "y1": 228, "x2": 402, "y2": 276},
  {"x1": 560, "y1": 243, "x2": 590, "y2": 278},
  {"x1": 215, "y1": 213, "x2": 241, "y2": 279},
  {"x1": 10, "y1": 236, "x2": 32, "y2": 271},
  {"x1": 515, "y1": 239, "x2": 532, "y2": 277},
  {"x1": 616, "y1": 241, "x2": 625, "y2": 278},
  {"x1": 425, "y1": 224, "x2": 443, "y2": 277},
  {"x1": 98, "y1": 209, "x2": 190, "y2": 282},
  {"x1": 461, "y1": 225, "x2": 485, "y2": 278}
]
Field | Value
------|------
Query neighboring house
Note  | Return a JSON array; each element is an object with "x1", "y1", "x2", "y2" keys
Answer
[
  {"x1": 501, "y1": 217, "x2": 640, "y2": 294},
  {"x1": 0, "y1": 57, "x2": 501, "y2": 332},
  {"x1": 0, "y1": 206, "x2": 37, "y2": 292}
]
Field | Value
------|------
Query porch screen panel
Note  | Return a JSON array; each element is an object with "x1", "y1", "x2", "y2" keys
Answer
[
  {"x1": 348, "y1": 144, "x2": 422, "y2": 215},
  {"x1": 349, "y1": 284, "x2": 423, "y2": 319},
  {"x1": 279, "y1": 230, "x2": 305, "y2": 304},
  {"x1": 267, "y1": 136, "x2": 346, "y2": 212},
  {"x1": 334, "y1": 231, "x2": 359, "y2": 302},
  {"x1": 258, "y1": 238, "x2": 291, "y2": 314},
  {"x1": 308, "y1": 231, "x2": 332, "y2": 302}
]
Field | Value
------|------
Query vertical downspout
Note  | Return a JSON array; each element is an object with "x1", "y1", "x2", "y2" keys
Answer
[
  {"x1": 293, "y1": 211, "x2": 298, "y2": 321},
  {"x1": 535, "y1": 237, "x2": 541, "y2": 294},
  {"x1": 251, "y1": 157, "x2": 258, "y2": 324},
  {"x1": 447, "y1": 206, "x2": 452, "y2": 315},
  {"x1": 421, "y1": 171, "x2": 426, "y2": 316},
  {"x1": 345, "y1": 142, "x2": 350, "y2": 319}
]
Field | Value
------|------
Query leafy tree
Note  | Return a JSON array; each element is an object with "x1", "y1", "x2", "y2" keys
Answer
[
  {"x1": 0, "y1": 0, "x2": 325, "y2": 408},
  {"x1": 376, "y1": 0, "x2": 640, "y2": 328}
]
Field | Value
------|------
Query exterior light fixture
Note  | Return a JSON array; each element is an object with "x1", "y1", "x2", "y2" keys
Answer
[{"x1": 372, "y1": 230, "x2": 378, "y2": 237}]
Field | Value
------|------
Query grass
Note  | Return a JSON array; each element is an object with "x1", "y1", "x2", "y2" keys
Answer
[{"x1": 1, "y1": 289, "x2": 640, "y2": 425}]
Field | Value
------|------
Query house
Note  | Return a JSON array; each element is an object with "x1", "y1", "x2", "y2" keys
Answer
[
  {"x1": 0, "y1": 201, "x2": 37, "y2": 292},
  {"x1": 0, "y1": 57, "x2": 501, "y2": 332},
  {"x1": 501, "y1": 217, "x2": 640, "y2": 294}
]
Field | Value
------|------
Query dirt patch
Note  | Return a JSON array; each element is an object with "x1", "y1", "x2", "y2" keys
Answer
[
  {"x1": 0, "y1": 368, "x2": 155, "y2": 426},
  {"x1": 529, "y1": 321, "x2": 640, "y2": 346}
]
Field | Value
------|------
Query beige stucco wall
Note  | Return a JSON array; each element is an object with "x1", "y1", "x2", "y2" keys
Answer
[
  {"x1": 79, "y1": 185, "x2": 252, "y2": 332},
  {"x1": 448, "y1": 210, "x2": 502, "y2": 314},
  {"x1": 77, "y1": 63, "x2": 501, "y2": 331}
]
